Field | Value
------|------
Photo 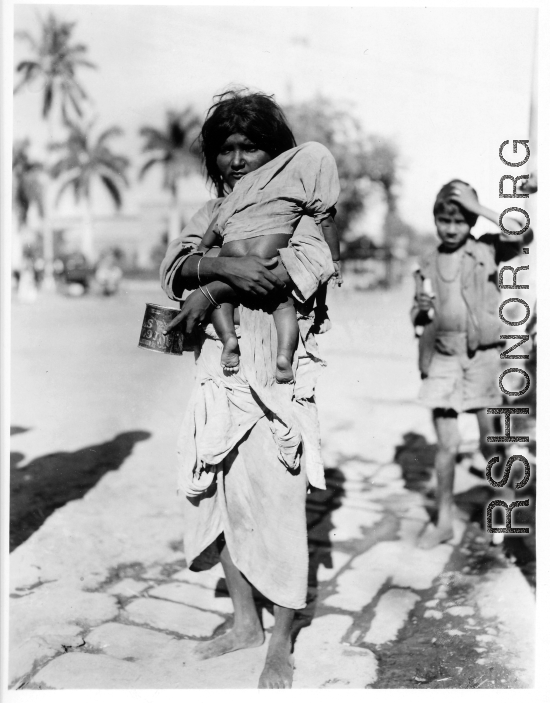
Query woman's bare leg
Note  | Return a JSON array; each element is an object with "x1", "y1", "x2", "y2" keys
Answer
[
  {"x1": 211, "y1": 303, "x2": 240, "y2": 370},
  {"x1": 194, "y1": 543, "x2": 264, "y2": 659},
  {"x1": 418, "y1": 408, "x2": 459, "y2": 549},
  {"x1": 258, "y1": 605, "x2": 294, "y2": 688}
]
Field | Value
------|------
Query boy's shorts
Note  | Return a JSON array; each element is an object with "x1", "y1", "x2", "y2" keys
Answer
[{"x1": 419, "y1": 335, "x2": 502, "y2": 413}]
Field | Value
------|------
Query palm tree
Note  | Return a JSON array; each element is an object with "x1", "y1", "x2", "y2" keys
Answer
[
  {"x1": 139, "y1": 109, "x2": 202, "y2": 240},
  {"x1": 14, "y1": 12, "x2": 96, "y2": 286},
  {"x1": 13, "y1": 140, "x2": 44, "y2": 227},
  {"x1": 15, "y1": 12, "x2": 96, "y2": 122},
  {"x1": 12, "y1": 140, "x2": 44, "y2": 274},
  {"x1": 50, "y1": 120, "x2": 130, "y2": 261}
]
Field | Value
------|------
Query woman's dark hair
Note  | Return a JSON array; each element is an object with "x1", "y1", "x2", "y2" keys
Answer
[
  {"x1": 433, "y1": 179, "x2": 479, "y2": 228},
  {"x1": 200, "y1": 89, "x2": 296, "y2": 196}
]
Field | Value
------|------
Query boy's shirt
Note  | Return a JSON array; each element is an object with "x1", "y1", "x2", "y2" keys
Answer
[{"x1": 412, "y1": 231, "x2": 532, "y2": 376}]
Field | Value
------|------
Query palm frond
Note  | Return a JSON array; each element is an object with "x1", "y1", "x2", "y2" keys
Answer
[
  {"x1": 14, "y1": 30, "x2": 38, "y2": 50},
  {"x1": 138, "y1": 156, "x2": 161, "y2": 180},
  {"x1": 42, "y1": 83, "x2": 53, "y2": 118},
  {"x1": 100, "y1": 175, "x2": 122, "y2": 209},
  {"x1": 97, "y1": 126, "x2": 123, "y2": 146},
  {"x1": 55, "y1": 176, "x2": 79, "y2": 206}
]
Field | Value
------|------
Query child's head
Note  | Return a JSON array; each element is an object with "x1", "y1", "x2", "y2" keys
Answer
[
  {"x1": 433, "y1": 179, "x2": 478, "y2": 250},
  {"x1": 201, "y1": 89, "x2": 296, "y2": 196}
]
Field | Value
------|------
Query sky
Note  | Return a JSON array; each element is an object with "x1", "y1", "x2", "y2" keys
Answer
[{"x1": 12, "y1": 4, "x2": 538, "y2": 234}]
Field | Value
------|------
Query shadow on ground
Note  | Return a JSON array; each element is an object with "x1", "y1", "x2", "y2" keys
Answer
[
  {"x1": 10, "y1": 430, "x2": 151, "y2": 552},
  {"x1": 393, "y1": 430, "x2": 536, "y2": 589}
]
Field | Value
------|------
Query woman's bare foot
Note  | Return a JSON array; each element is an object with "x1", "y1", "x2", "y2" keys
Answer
[
  {"x1": 258, "y1": 637, "x2": 293, "y2": 688},
  {"x1": 220, "y1": 335, "x2": 240, "y2": 371},
  {"x1": 417, "y1": 521, "x2": 454, "y2": 550},
  {"x1": 275, "y1": 354, "x2": 294, "y2": 384},
  {"x1": 194, "y1": 626, "x2": 264, "y2": 660}
]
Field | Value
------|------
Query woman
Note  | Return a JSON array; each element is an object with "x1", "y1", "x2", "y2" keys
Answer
[{"x1": 160, "y1": 91, "x2": 337, "y2": 688}]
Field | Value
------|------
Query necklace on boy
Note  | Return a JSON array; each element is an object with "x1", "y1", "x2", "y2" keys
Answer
[{"x1": 436, "y1": 249, "x2": 464, "y2": 283}]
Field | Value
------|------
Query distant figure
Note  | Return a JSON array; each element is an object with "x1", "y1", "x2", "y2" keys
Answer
[
  {"x1": 411, "y1": 180, "x2": 533, "y2": 549},
  {"x1": 95, "y1": 251, "x2": 123, "y2": 296},
  {"x1": 62, "y1": 252, "x2": 92, "y2": 296},
  {"x1": 17, "y1": 256, "x2": 38, "y2": 303}
]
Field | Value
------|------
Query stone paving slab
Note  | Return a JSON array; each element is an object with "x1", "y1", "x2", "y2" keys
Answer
[
  {"x1": 148, "y1": 582, "x2": 234, "y2": 614},
  {"x1": 325, "y1": 540, "x2": 453, "y2": 611},
  {"x1": 86, "y1": 622, "x2": 195, "y2": 661},
  {"x1": 83, "y1": 621, "x2": 270, "y2": 688},
  {"x1": 32, "y1": 652, "x2": 144, "y2": 689},
  {"x1": 9, "y1": 585, "x2": 119, "y2": 685},
  {"x1": 123, "y1": 597, "x2": 225, "y2": 637},
  {"x1": 171, "y1": 564, "x2": 225, "y2": 589},
  {"x1": 294, "y1": 614, "x2": 377, "y2": 688},
  {"x1": 106, "y1": 578, "x2": 149, "y2": 598},
  {"x1": 363, "y1": 588, "x2": 421, "y2": 645}
]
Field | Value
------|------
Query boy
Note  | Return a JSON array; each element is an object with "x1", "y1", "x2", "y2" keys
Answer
[{"x1": 412, "y1": 180, "x2": 533, "y2": 549}]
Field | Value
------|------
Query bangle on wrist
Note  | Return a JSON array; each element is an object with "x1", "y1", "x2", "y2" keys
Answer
[
  {"x1": 196, "y1": 253, "x2": 205, "y2": 286},
  {"x1": 199, "y1": 285, "x2": 221, "y2": 309}
]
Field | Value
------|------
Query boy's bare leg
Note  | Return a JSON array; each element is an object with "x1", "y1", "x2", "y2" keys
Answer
[
  {"x1": 211, "y1": 302, "x2": 240, "y2": 370},
  {"x1": 476, "y1": 408, "x2": 514, "y2": 528},
  {"x1": 418, "y1": 408, "x2": 458, "y2": 549},
  {"x1": 194, "y1": 543, "x2": 264, "y2": 659},
  {"x1": 272, "y1": 300, "x2": 299, "y2": 384},
  {"x1": 258, "y1": 605, "x2": 294, "y2": 688}
]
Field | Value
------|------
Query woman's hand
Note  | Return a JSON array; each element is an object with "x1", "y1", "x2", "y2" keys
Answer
[
  {"x1": 218, "y1": 255, "x2": 285, "y2": 296},
  {"x1": 165, "y1": 289, "x2": 212, "y2": 335}
]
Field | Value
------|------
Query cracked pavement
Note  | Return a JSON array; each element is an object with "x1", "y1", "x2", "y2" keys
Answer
[{"x1": 9, "y1": 279, "x2": 535, "y2": 689}]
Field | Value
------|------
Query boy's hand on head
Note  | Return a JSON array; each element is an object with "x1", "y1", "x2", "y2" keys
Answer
[
  {"x1": 331, "y1": 261, "x2": 343, "y2": 287},
  {"x1": 449, "y1": 183, "x2": 479, "y2": 214}
]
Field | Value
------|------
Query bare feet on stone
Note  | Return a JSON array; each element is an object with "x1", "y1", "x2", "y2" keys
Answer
[
  {"x1": 417, "y1": 522, "x2": 454, "y2": 550},
  {"x1": 194, "y1": 626, "x2": 264, "y2": 660},
  {"x1": 258, "y1": 638, "x2": 294, "y2": 688}
]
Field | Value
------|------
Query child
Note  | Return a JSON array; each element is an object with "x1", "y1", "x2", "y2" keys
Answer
[
  {"x1": 196, "y1": 141, "x2": 342, "y2": 383},
  {"x1": 412, "y1": 179, "x2": 533, "y2": 549}
]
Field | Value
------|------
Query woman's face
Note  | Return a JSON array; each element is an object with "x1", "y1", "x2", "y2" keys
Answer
[{"x1": 216, "y1": 133, "x2": 272, "y2": 191}]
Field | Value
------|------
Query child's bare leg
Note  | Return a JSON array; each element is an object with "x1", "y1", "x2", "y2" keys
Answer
[
  {"x1": 418, "y1": 408, "x2": 458, "y2": 549},
  {"x1": 476, "y1": 408, "x2": 513, "y2": 535},
  {"x1": 210, "y1": 302, "x2": 240, "y2": 371},
  {"x1": 272, "y1": 298, "x2": 299, "y2": 384}
]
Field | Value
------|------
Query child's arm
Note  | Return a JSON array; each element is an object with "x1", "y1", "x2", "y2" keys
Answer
[
  {"x1": 449, "y1": 183, "x2": 528, "y2": 236},
  {"x1": 319, "y1": 215, "x2": 343, "y2": 287},
  {"x1": 197, "y1": 214, "x2": 222, "y2": 253}
]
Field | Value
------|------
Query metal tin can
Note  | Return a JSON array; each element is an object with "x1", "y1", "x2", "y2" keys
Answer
[{"x1": 138, "y1": 303, "x2": 185, "y2": 355}]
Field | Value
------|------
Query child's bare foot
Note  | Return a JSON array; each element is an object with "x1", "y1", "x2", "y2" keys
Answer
[
  {"x1": 220, "y1": 335, "x2": 240, "y2": 371},
  {"x1": 194, "y1": 626, "x2": 264, "y2": 660},
  {"x1": 417, "y1": 522, "x2": 454, "y2": 549},
  {"x1": 275, "y1": 354, "x2": 294, "y2": 384}
]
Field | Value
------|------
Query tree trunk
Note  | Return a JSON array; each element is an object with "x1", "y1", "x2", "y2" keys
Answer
[
  {"x1": 168, "y1": 187, "x2": 181, "y2": 241},
  {"x1": 11, "y1": 210, "x2": 24, "y2": 276},
  {"x1": 81, "y1": 197, "x2": 95, "y2": 263},
  {"x1": 41, "y1": 112, "x2": 56, "y2": 291}
]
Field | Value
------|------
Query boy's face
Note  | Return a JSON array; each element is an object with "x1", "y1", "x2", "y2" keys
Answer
[{"x1": 435, "y1": 209, "x2": 471, "y2": 251}]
